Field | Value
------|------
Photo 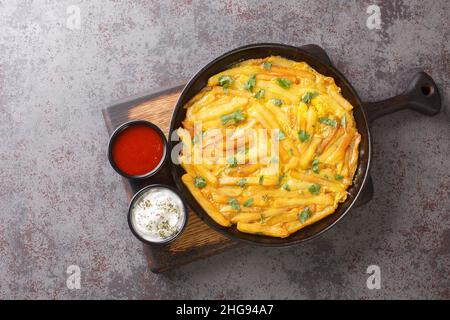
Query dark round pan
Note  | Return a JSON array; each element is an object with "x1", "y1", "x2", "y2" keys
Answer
[{"x1": 168, "y1": 43, "x2": 441, "y2": 247}]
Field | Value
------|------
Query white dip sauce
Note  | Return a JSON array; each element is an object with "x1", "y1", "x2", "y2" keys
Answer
[{"x1": 130, "y1": 187, "x2": 185, "y2": 243}]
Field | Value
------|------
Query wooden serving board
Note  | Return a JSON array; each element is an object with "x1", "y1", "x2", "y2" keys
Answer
[
  {"x1": 102, "y1": 85, "x2": 240, "y2": 273},
  {"x1": 102, "y1": 45, "x2": 374, "y2": 273}
]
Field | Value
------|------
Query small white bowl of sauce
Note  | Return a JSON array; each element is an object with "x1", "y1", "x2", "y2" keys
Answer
[{"x1": 128, "y1": 185, "x2": 188, "y2": 245}]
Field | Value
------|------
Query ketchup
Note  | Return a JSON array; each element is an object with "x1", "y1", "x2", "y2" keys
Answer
[{"x1": 112, "y1": 124, "x2": 164, "y2": 176}]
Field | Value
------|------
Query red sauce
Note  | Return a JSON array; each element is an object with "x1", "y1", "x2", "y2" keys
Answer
[{"x1": 112, "y1": 124, "x2": 164, "y2": 176}]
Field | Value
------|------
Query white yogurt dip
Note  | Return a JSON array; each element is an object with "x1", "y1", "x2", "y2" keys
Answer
[{"x1": 130, "y1": 187, "x2": 185, "y2": 243}]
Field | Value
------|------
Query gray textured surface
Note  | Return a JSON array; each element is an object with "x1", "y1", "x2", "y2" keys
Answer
[{"x1": 0, "y1": 0, "x2": 449, "y2": 299}]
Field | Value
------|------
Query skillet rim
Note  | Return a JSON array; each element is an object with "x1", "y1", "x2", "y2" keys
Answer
[{"x1": 168, "y1": 43, "x2": 371, "y2": 247}]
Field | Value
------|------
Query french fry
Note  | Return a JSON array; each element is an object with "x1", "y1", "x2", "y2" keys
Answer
[
  {"x1": 348, "y1": 133, "x2": 361, "y2": 178},
  {"x1": 235, "y1": 164, "x2": 261, "y2": 176},
  {"x1": 252, "y1": 102, "x2": 280, "y2": 129},
  {"x1": 256, "y1": 80, "x2": 299, "y2": 104},
  {"x1": 329, "y1": 89, "x2": 353, "y2": 111},
  {"x1": 201, "y1": 118, "x2": 225, "y2": 131},
  {"x1": 299, "y1": 135, "x2": 322, "y2": 169},
  {"x1": 256, "y1": 74, "x2": 297, "y2": 83},
  {"x1": 265, "y1": 209, "x2": 300, "y2": 226},
  {"x1": 305, "y1": 105, "x2": 318, "y2": 136},
  {"x1": 182, "y1": 174, "x2": 230, "y2": 227},
  {"x1": 211, "y1": 193, "x2": 230, "y2": 204},
  {"x1": 220, "y1": 205, "x2": 261, "y2": 213},
  {"x1": 318, "y1": 128, "x2": 345, "y2": 162},
  {"x1": 323, "y1": 128, "x2": 355, "y2": 165},
  {"x1": 296, "y1": 102, "x2": 308, "y2": 132},
  {"x1": 317, "y1": 126, "x2": 338, "y2": 153},
  {"x1": 290, "y1": 171, "x2": 345, "y2": 192},
  {"x1": 285, "y1": 206, "x2": 336, "y2": 233},
  {"x1": 208, "y1": 66, "x2": 262, "y2": 86},
  {"x1": 194, "y1": 164, "x2": 218, "y2": 186},
  {"x1": 195, "y1": 97, "x2": 248, "y2": 121},
  {"x1": 231, "y1": 208, "x2": 287, "y2": 222},
  {"x1": 218, "y1": 175, "x2": 277, "y2": 186},
  {"x1": 237, "y1": 222, "x2": 289, "y2": 238},
  {"x1": 215, "y1": 186, "x2": 243, "y2": 197},
  {"x1": 186, "y1": 93, "x2": 217, "y2": 117},
  {"x1": 231, "y1": 213, "x2": 262, "y2": 223},
  {"x1": 272, "y1": 195, "x2": 334, "y2": 208},
  {"x1": 180, "y1": 161, "x2": 196, "y2": 178}
]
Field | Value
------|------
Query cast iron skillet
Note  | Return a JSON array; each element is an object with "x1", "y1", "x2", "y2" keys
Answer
[{"x1": 168, "y1": 43, "x2": 441, "y2": 246}]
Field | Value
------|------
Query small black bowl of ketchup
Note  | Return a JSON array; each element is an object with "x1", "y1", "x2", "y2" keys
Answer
[{"x1": 108, "y1": 120, "x2": 167, "y2": 179}]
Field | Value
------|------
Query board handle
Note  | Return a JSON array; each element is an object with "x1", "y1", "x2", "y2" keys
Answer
[{"x1": 364, "y1": 72, "x2": 441, "y2": 123}]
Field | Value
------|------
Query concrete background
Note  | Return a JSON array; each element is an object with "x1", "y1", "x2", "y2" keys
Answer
[{"x1": 0, "y1": 0, "x2": 449, "y2": 299}]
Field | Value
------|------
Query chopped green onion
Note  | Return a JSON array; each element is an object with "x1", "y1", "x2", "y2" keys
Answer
[
  {"x1": 243, "y1": 198, "x2": 254, "y2": 207},
  {"x1": 237, "y1": 178, "x2": 247, "y2": 188},
  {"x1": 192, "y1": 134, "x2": 200, "y2": 144},
  {"x1": 341, "y1": 115, "x2": 347, "y2": 128},
  {"x1": 277, "y1": 175, "x2": 285, "y2": 187},
  {"x1": 301, "y1": 91, "x2": 319, "y2": 104},
  {"x1": 312, "y1": 159, "x2": 319, "y2": 174},
  {"x1": 276, "y1": 78, "x2": 292, "y2": 89},
  {"x1": 218, "y1": 75, "x2": 232, "y2": 88},
  {"x1": 259, "y1": 213, "x2": 266, "y2": 223},
  {"x1": 227, "y1": 156, "x2": 238, "y2": 168},
  {"x1": 238, "y1": 147, "x2": 249, "y2": 155},
  {"x1": 298, "y1": 130, "x2": 310, "y2": 142},
  {"x1": 220, "y1": 109, "x2": 246, "y2": 125},
  {"x1": 254, "y1": 89, "x2": 265, "y2": 99},
  {"x1": 228, "y1": 198, "x2": 240, "y2": 211},
  {"x1": 194, "y1": 176, "x2": 206, "y2": 189},
  {"x1": 259, "y1": 175, "x2": 264, "y2": 185},
  {"x1": 262, "y1": 61, "x2": 272, "y2": 70},
  {"x1": 270, "y1": 98, "x2": 283, "y2": 107},
  {"x1": 308, "y1": 184, "x2": 321, "y2": 195},
  {"x1": 298, "y1": 207, "x2": 312, "y2": 223},
  {"x1": 244, "y1": 75, "x2": 256, "y2": 92},
  {"x1": 319, "y1": 117, "x2": 337, "y2": 127}
]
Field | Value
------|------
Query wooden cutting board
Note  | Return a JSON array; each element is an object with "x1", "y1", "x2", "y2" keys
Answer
[{"x1": 102, "y1": 85, "x2": 240, "y2": 273}]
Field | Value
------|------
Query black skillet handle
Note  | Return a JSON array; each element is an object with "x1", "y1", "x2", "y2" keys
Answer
[
  {"x1": 364, "y1": 72, "x2": 441, "y2": 123},
  {"x1": 300, "y1": 44, "x2": 333, "y2": 67}
]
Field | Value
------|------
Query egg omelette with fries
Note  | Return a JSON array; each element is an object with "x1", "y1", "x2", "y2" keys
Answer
[{"x1": 177, "y1": 56, "x2": 361, "y2": 238}]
